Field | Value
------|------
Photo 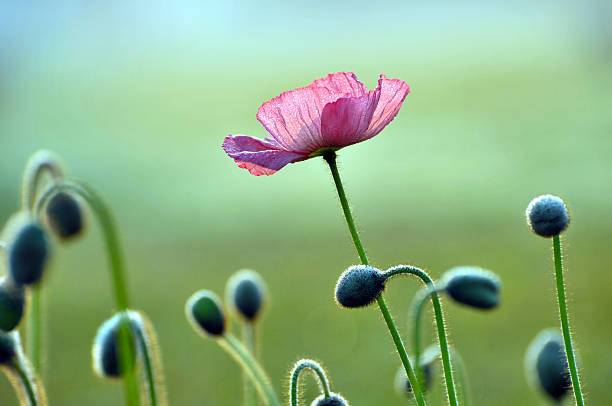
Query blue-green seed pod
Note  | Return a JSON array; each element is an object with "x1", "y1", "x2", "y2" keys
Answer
[
  {"x1": 394, "y1": 357, "x2": 434, "y2": 398},
  {"x1": 185, "y1": 290, "x2": 227, "y2": 338},
  {"x1": 225, "y1": 269, "x2": 266, "y2": 322},
  {"x1": 525, "y1": 329, "x2": 571, "y2": 402},
  {"x1": 0, "y1": 278, "x2": 26, "y2": 332},
  {"x1": 440, "y1": 266, "x2": 501, "y2": 310},
  {"x1": 45, "y1": 192, "x2": 84, "y2": 240},
  {"x1": 92, "y1": 311, "x2": 140, "y2": 378},
  {"x1": 335, "y1": 265, "x2": 385, "y2": 308},
  {"x1": 5, "y1": 213, "x2": 50, "y2": 286},
  {"x1": 526, "y1": 194, "x2": 570, "y2": 238},
  {"x1": 311, "y1": 393, "x2": 349, "y2": 406},
  {"x1": 0, "y1": 331, "x2": 17, "y2": 365}
]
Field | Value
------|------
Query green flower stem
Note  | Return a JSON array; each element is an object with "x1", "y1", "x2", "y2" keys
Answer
[
  {"x1": 422, "y1": 345, "x2": 471, "y2": 406},
  {"x1": 34, "y1": 181, "x2": 139, "y2": 406},
  {"x1": 410, "y1": 286, "x2": 440, "y2": 392},
  {"x1": 20, "y1": 151, "x2": 64, "y2": 374},
  {"x1": 290, "y1": 359, "x2": 332, "y2": 406},
  {"x1": 243, "y1": 323, "x2": 258, "y2": 406},
  {"x1": 552, "y1": 235, "x2": 584, "y2": 406},
  {"x1": 385, "y1": 265, "x2": 458, "y2": 406},
  {"x1": 135, "y1": 317, "x2": 165, "y2": 406},
  {"x1": 11, "y1": 355, "x2": 44, "y2": 406},
  {"x1": 323, "y1": 151, "x2": 426, "y2": 406},
  {"x1": 219, "y1": 333, "x2": 280, "y2": 406}
]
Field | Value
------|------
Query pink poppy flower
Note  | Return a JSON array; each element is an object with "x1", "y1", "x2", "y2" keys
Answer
[{"x1": 222, "y1": 72, "x2": 410, "y2": 176}]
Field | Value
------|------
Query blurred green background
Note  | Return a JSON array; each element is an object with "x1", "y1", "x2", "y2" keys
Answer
[{"x1": 1, "y1": 1, "x2": 611, "y2": 405}]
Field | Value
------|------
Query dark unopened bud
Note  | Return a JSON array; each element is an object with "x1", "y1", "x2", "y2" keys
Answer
[
  {"x1": 186, "y1": 290, "x2": 226, "y2": 338},
  {"x1": 311, "y1": 393, "x2": 349, "y2": 406},
  {"x1": 0, "y1": 278, "x2": 26, "y2": 331},
  {"x1": 5, "y1": 213, "x2": 50, "y2": 286},
  {"x1": 92, "y1": 311, "x2": 140, "y2": 378},
  {"x1": 46, "y1": 192, "x2": 84, "y2": 240},
  {"x1": 0, "y1": 331, "x2": 17, "y2": 365},
  {"x1": 526, "y1": 195, "x2": 569, "y2": 238},
  {"x1": 441, "y1": 267, "x2": 501, "y2": 310},
  {"x1": 394, "y1": 357, "x2": 434, "y2": 398},
  {"x1": 226, "y1": 269, "x2": 266, "y2": 322},
  {"x1": 335, "y1": 265, "x2": 385, "y2": 308},
  {"x1": 526, "y1": 329, "x2": 571, "y2": 401}
]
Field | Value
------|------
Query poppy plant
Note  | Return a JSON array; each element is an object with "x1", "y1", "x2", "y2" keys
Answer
[{"x1": 222, "y1": 72, "x2": 410, "y2": 175}]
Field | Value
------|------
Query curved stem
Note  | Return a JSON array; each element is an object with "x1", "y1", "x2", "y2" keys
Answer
[
  {"x1": 34, "y1": 181, "x2": 139, "y2": 406},
  {"x1": 11, "y1": 357, "x2": 44, "y2": 406},
  {"x1": 552, "y1": 235, "x2": 584, "y2": 406},
  {"x1": 323, "y1": 152, "x2": 426, "y2": 406},
  {"x1": 243, "y1": 323, "x2": 258, "y2": 406},
  {"x1": 219, "y1": 333, "x2": 280, "y2": 406},
  {"x1": 289, "y1": 359, "x2": 332, "y2": 406},
  {"x1": 385, "y1": 265, "x2": 459, "y2": 406}
]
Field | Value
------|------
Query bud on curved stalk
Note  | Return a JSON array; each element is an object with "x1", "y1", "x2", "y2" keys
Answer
[
  {"x1": 525, "y1": 195, "x2": 569, "y2": 238},
  {"x1": 439, "y1": 267, "x2": 501, "y2": 310},
  {"x1": 310, "y1": 393, "x2": 349, "y2": 406},
  {"x1": 0, "y1": 277, "x2": 26, "y2": 332},
  {"x1": 525, "y1": 329, "x2": 572, "y2": 402},
  {"x1": 3, "y1": 213, "x2": 50, "y2": 286},
  {"x1": 394, "y1": 355, "x2": 434, "y2": 399},
  {"x1": 21, "y1": 150, "x2": 65, "y2": 212},
  {"x1": 185, "y1": 290, "x2": 280, "y2": 406},
  {"x1": 226, "y1": 269, "x2": 267, "y2": 322},
  {"x1": 334, "y1": 265, "x2": 386, "y2": 308},
  {"x1": 0, "y1": 331, "x2": 47, "y2": 406},
  {"x1": 289, "y1": 359, "x2": 349, "y2": 406},
  {"x1": 45, "y1": 192, "x2": 85, "y2": 241}
]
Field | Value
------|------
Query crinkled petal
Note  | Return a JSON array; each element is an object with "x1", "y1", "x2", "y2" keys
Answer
[
  {"x1": 256, "y1": 72, "x2": 367, "y2": 154},
  {"x1": 222, "y1": 134, "x2": 307, "y2": 176},
  {"x1": 359, "y1": 75, "x2": 410, "y2": 142},
  {"x1": 320, "y1": 91, "x2": 380, "y2": 148}
]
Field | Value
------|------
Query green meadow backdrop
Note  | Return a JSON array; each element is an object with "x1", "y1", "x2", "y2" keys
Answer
[{"x1": 1, "y1": 1, "x2": 611, "y2": 405}]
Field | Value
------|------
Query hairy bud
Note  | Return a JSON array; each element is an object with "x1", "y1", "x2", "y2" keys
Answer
[
  {"x1": 185, "y1": 290, "x2": 226, "y2": 338},
  {"x1": 0, "y1": 278, "x2": 26, "y2": 332},
  {"x1": 526, "y1": 195, "x2": 569, "y2": 238},
  {"x1": 226, "y1": 269, "x2": 266, "y2": 322},
  {"x1": 311, "y1": 393, "x2": 349, "y2": 406},
  {"x1": 92, "y1": 311, "x2": 141, "y2": 378},
  {"x1": 0, "y1": 331, "x2": 17, "y2": 365},
  {"x1": 525, "y1": 329, "x2": 571, "y2": 401},
  {"x1": 335, "y1": 265, "x2": 385, "y2": 308},
  {"x1": 440, "y1": 267, "x2": 501, "y2": 310},
  {"x1": 46, "y1": 192, "x2": 84, "y2": 240},
  {"x1": 5, "y1": 213, "x2": 50, "y2": 286}
]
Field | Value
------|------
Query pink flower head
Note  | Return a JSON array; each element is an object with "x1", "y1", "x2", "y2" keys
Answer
[{"x1": 222, "y1": 72, "x2": 410, "y2": 176}]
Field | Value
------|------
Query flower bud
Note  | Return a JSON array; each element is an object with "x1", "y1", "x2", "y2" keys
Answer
[
  {"x1": 45, "y1": 192, "x2": 84, "y2": 240},
  {"x1": 526, "y1": 194, "x2": 569, "y2": 238},
  {"x1": 0, "y1": 278, "x2": 26, "y2": 332},
  {"x1": 225, "y1": 269, "x2": 266, "y2": 322},
  {"x1": 0, "y1": 331, "x2": 17, "y2": 365},
  {"x1": 92, "y1": 311, "x2": 141, "y2": 378},
  {"x1": 394, "y1": 357, "x2": 434, "y2": 398},
  {"x1": 334, "y1": 265, "x2": 385, "y2": 308},
  {"x1": 185, "y1": 290, "x2": 226, "y2": 338},
  {"x1": 5, "y1": 213, "x2": 50, "y2": 286},
  {"x1": 311, "y1": 393, "x2": 349, "y2": 406},
  {"x1": 525, "y1": 329, "x2": 571, "y2": 401},
  {"x1": 440, "y1": 266, "x2": 501, "y2": 310}
]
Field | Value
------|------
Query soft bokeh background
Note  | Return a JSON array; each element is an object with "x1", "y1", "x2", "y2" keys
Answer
[{"x1": 1, "y1": 1, "x2": 611, "y2": 405}]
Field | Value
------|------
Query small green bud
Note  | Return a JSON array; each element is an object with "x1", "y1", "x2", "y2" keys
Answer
[
  {"x1": 225, "y1": 269, "x2": 266, "y2": 322},
  {"x1": 185, "y1": 290, "x2": 226, "y2": 338},
  {"x1": 5, "y1": 213, "x2": 50, "y2": 286},
  {"x1": 45, "y1": 192, "x2": 84, "y2": 240},
  {"x1": 526, "y1": 194, "x2": 570, "y2": 238},
  {"x1": 0, "y1": 277, "x2": 26, "y2": 331},
  {"x1": 525, "y1": 329, "x2": 571, "y2": 401},
  {"x1": 335, "y1": 265, "x2": 385, "y2": 308},
  {"x1": 440, "y1": 266, "x2": 501, "y2": 310},
  {"x1": 0, "y1": 331, "x2": 17, "y2": 365},
  {"x1": 311, "y1": 393, "x2": 349, "y2": 406},
  {"x1": 92, "y1": 311, "x2": 141, "y2": 378}
]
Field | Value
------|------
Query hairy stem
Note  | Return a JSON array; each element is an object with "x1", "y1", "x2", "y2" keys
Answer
[
  {"x1": 323, "y1": 151, "x2": 426, "y2": 406},
  {"x1": 135, "y1": 314, "x2": 166, "y2": 406},
  {"x1": 552, "y1": 235, "x2": 584, "y2": 406},
  {"x1": 243, "y1": 323, "x2": 258, "y2": 406},
  {"x1": 289, "y1": 359, "x2": 332, "y2": 406},
  {"x1": 219, "y1": 333, "x2": 280, "y2": 406}
]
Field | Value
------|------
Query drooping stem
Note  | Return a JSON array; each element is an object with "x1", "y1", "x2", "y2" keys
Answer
[
  {"x1": 243, "y1": 323, "x2": 258, "y2": 406},
  {"x1": 21, "y1": 150, "x2": 64, "y2": 374},
  {"x1": 552, "y1": 235, "x2": 584, "y2": 406},
  {"x1": 218, "y1": 333, "x2": 280, "y2": 406},
  {"x1": 34, "y1": 181, "x2": 139, "y2": 406},
  {"x1": 323, "y1": 151, "x2": 426, "y2": 406},
  {"x1": 385, "y1": 265, "x2": 459, "y2": 406},
  {"x1": 289, "y1": 359, "x2": 332, "y2": 406}
]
